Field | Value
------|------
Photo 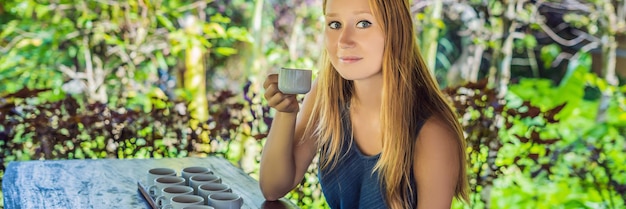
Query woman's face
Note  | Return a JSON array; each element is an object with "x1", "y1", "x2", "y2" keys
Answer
[{"x1": 324, "y1": 0, "x2": 385, "y2": 81}]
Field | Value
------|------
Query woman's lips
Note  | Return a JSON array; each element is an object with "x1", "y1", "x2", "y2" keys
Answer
[{"x1": 339, "y1": 56, "x2": 362, "y2": 63}]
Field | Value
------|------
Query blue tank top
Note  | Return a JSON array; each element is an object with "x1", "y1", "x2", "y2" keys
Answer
[{"x1": 318, "y1": 108, "x2": 422, "y2": 209}]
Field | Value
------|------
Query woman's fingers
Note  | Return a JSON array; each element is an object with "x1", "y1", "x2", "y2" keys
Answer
[
  {"x1": 267, "y1": 90, "x2": 286, "y2": 107},
  {"x1": 263, "y1": 73, "x2": 299, "y2": 113},
  {"x1": 268, "y1": 92, "x2": 299, "y2": 112},
  {"x1": 264, "y1": 83, "x2": 279, "y2": 101},
  {"x1": 274, "y1": 95, "x2": 299, "y2": 112},
  {"x1": 273, "y1": 96, "x2": 293, "y2": 110},
  {"x1": 263, "y1": 74, "x2": 279, "y2": 89}
]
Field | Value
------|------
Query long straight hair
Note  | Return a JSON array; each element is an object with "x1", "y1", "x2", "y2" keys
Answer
[{"x1": 304, "y1": 0, "x2": 468, "y2": 208}]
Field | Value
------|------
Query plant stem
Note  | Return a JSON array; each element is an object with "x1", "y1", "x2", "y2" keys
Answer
[{"x1": 421, "y1": 0, "x2": 442, "y2": 75}]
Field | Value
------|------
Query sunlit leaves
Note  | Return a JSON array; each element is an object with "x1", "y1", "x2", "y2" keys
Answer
[
  {"x1": 156, "y1": 14, "x2": 176, "y2": 30},
  {"x1": 0, "y1": 20, "x2": 19, "y2": 39},
  {"x1": 206, "y1": 22, "x2": 227, "y2": 38},
  {"x1": 488, "y1": 1, "x2": 504, "y2": 16},
  {"x1": 523, "y1": 35, "x2": 537, "y2": 49},
  {"x1": 541, "y1": 44, "x2": 561, "y2": 69},
  {"x1": 215, "y1": 47, "x2": 237, "y2": 56},
  {"x1": 563, "y1": 13, "x2": 591, "y2": 29},
  {"x1": 226, "y1": 27, "x2": 252, "y2": 42},
  {"x1": 209, "y1": 13, "x2": 231, "y2": 24}
]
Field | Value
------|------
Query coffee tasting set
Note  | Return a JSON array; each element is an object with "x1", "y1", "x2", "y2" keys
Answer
[{"x1": 140, "y1": 166, "x2": 244, "y2": 209}]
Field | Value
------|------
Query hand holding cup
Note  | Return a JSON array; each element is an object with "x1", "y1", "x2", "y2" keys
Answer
[
  {"x1": 263, "y1": 68, "x2": 312, "y2": 113},
  {"x1": 277, "y1": 68, "x2": 311, "y2": 94}
]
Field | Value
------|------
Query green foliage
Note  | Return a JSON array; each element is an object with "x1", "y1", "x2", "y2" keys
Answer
[
  {"x1": 492, "y1": 56, "x2": 624, "y2": 208},
  {"x1": 0, "y1": 81, "x2": 275, "y2": 209},
  {"x1": 445, "y1": 73, "x2": 625, "y2": 208},
  {"x1": 442, "y1": 47, "x2": 625, "y2": 209},
  {"x1": 0, "y1": 0, "x2": 249, "y2": 106},
  {"x1": 540, "y1": 44, "x2": 561, "y2": 69},
  {"x1": 445, "y1": 78, "x2": 564, "y2": 208},
  {"x1": 2, "y1": 1, "x2": 626, "y2": 209}
]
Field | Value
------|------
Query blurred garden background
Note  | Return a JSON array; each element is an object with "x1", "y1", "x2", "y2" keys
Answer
[{"x1": 1, "y1": 0, "x2": 625, "y2": 208}]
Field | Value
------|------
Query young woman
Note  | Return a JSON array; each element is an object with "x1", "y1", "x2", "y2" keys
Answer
[{"x1": 259, "y1": 0, "x2": 469, "y2": 208}]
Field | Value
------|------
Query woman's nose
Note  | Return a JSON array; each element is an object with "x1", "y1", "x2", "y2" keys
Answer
[{"x1": 338, "y1": 28, "x2": 355, "y2": 49}]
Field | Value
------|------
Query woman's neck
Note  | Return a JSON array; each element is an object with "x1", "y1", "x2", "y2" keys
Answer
[{"x1": 351, "y1": 72, "x2": 383, "y2": 115}]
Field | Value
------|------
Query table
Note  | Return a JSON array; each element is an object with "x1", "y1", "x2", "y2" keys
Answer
[{"x1": 2, "y1": 156, "x2": 299, "y2": 209}]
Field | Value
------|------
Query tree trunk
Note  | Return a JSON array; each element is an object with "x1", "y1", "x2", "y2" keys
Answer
[
  {"x1": 184, "y1": 15, "x2": 208, "y2": 125},
  {"x1": 596, "y1": 35, "x2": 618, "y2": 123},
  {"x1": 420, "y1": 0, "x2": 442, "y2": 75}
]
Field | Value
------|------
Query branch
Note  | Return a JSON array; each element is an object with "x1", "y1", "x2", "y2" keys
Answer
[
  {"x1": 137, "y1": 42, "x2": 168, "y2": 54},
  {"x1": 92, "y1": 0, "x2": 120, "y2": 6},
  {"x1": 81, "y1": 36, "x2": 105, "y2": 103},
  {"x1": 58, "y1": 65, "x2": 86, "y2": 79},
  {"x1": 175, "y1": 1, "x2": 207, "y2": 13},
  {"x1": 64, "y1": 31, "x2": 80, "y2": 40},
  {"x1": 106, "y1": 45, "x2": 121, "y2": 57},
  {"x1": 137, "y1": 0, "x2": 149, "y2": 19},
  {"x1": 571, "y1": 29, "x2": 601, "y2": 43},
  {"x1": 411, "y1": 0, "x2": 458, "y2": 13},
  {"x1": 527, "y1": 45, "x2": 540, "y2": 77},
  {"x1": 602, "y1": 1, "x2": 618, "y2": 35},
  {"x1": 538, "y1": 0, "x2": 592, "y2": 13},
  {"x1": 470, "y1": 45, "x2": 484, "y2": 82},
  {"x1": 498, "y1": 29, "x2": 525, "y2": 98},
  {"x1": 411, "y1": 0, "x2": 433, "y2": 13},
  {"x1": 551, "y1": 52, "x2": 573, "y2": 67},
  {"x1": 14, "y1": 28, "x2": 39, "y2": 38},
  {"x1": 538, "y1": 21, "x2": 589, "y2": 46},
  {"x1": 549, "y1": 40, "x2": 599, "y2": 67},
  {"x1": 93, "y1": 56, "x2": 106, "y2": 89},
  {"x1": 570, "y1": 41, "x2": 600, "y2": 62},
  {"x1": 620, "y1": 1, "x2": 626, "y2": 31},
  {"x1": 50, "y1": 3, "x2": 74, "y2": 11},
  {"x1": 116, "y1": 47, "x2": 137, "y2": 71},
  {"x1": 0, "y1": 35, "x2": 23, "y2": 53}
]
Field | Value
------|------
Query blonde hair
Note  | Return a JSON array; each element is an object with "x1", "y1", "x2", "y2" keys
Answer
[{"x1": 305, "y1": 0, "x2": 469, "y2": 208}]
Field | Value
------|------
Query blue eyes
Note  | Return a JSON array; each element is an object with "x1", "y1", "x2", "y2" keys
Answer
[
  {"x1": 329, "y1": 21, "x2": 341, "y2": 29},
  {"x1": 328, "y1": 20, "x2": 372, "y2": 29},
  {"x1": 356, "y1": 21, "x2": 372, "y2": 28}
]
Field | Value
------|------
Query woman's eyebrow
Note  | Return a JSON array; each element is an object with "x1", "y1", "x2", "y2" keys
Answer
[{"x1": 325, "y1": 11, "x2": 372, "y2": 18}]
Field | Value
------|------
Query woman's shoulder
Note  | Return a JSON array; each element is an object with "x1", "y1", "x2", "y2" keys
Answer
[
  {"x1": 412, "y1": 115, "x2": 463, "y2": 209},
  {"x1": 416, "y1": 114, "x2": 458, "y2": 146}
]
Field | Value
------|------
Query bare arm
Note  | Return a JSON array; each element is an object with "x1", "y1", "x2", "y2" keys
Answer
[
  {"x1": 259, "y1": 74, "x2": 319, "y2": 201},
  {"x1": 414, "y1": 116, "x2": 461, "y2": 209}
]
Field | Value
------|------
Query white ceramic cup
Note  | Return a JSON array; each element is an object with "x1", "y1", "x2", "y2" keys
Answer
[
  {"x1": 162, "y1": 194, "x2": 205, "y2": 209},
  {"x1": 208, "y1": 193, "x2": 243, "y2": 209},
  {"x1": 147, "y1": 168, "x2": 177, "y2": 186},
  {"x1": 278, "y1": 68, "x2": 312, "y2": 94},
  {"x1": 198, "y1": 183, "x2": 232, "y2": 205},
  {"x1": 181, "y1": 166, "x2": 213, "y2": 184},
  {"x1": 155, "y1": 185, "x2": 194, "y2": 207},
  {"x1": 148, "y1": 176, "x2": 186, "y2": 197},
  {"x1": 182, "y1": 206, "x2": 215, "y2": 209},
  {"x1": 189, "y1": 174, "x2": 222, "y2": 194}
]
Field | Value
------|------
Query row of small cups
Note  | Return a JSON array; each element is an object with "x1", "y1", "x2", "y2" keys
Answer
[{"x1": 147, "y1": 167, "x2": 243, "y2": 209}]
